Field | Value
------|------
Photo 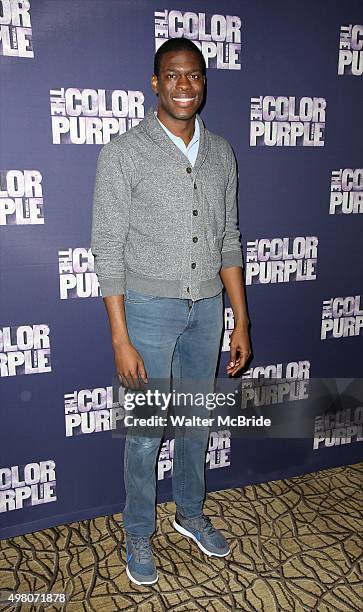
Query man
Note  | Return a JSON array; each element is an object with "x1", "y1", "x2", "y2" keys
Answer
[{"x1": 91, "y1": 37, "x2": 251, "y2": 585}]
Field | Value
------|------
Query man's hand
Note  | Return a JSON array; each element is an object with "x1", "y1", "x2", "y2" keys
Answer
[
  {"x1": 219, "y1": 266, "x2": 252, "y2": 376},
  {"x1": 114, "y1": 341, "x2": 148, "y2": 390},
  {"x1": 226, "y1": 323, "x2": 251, "y2": 376},
  {"x1": 101, "y1": 294, "x2": 147, "y2": 389}
]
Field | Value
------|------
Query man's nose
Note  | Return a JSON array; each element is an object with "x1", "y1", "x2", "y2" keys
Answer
[{"x1": 176, "y1": 74, "x2": 191, "y2": 89}]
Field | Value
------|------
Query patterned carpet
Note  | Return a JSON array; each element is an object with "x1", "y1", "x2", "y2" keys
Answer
[{"x1": 0, "y1": 463, "x2": 362, "y2": 611}]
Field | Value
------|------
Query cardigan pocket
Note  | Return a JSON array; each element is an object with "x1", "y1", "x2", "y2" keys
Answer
[
  {"x1": 213, "y1": 234, "x2": 225, "y2": 250},
  {"x1": 202, "y1": 232, "x2": 225, "y2": 276}
]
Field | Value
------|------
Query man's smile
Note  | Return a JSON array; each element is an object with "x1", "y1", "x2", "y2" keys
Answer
[{"x1": 172, "y1": 96, "x2": 196, "y2": 103}]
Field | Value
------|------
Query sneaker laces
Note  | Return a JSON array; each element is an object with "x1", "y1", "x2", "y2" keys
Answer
[
  {"x1": 199, "y1": 515, "x2": 216, "y2": 535},
  {"x1": 185, "y1": 514, "x2": 216, "y2": 536},
  {"x1": 128, "y1": 536, "x2": 153, "y2": 563}
]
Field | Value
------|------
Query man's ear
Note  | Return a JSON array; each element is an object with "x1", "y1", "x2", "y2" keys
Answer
[{"x1": 151, "y1": 74, "x2": 158, "y2": 94}]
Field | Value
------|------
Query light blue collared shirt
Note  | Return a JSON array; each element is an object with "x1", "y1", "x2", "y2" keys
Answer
[{"x1": 154, "y1": 111, "x2": 200, "y2": 166}]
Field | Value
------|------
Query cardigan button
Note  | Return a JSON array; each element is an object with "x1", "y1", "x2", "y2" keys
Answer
[
  {"x1": 192, "y1": 209, "x2": 198, "y2": 216},
  {"x1": 186, "y1": 167, "x2": 192, "y2": 173}
]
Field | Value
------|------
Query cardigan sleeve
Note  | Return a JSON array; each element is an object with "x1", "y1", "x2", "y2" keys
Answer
[
  {"x1": 221, "y1": 144, "x2": 244, "y2": 269},
  {"x1": 90, "y1": 143, "x2": 132, "y2": 296}
]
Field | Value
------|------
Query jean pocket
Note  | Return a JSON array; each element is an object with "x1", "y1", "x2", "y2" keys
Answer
[{"x1": 125, "y1": 289, "x2": 159, "y2": 304}]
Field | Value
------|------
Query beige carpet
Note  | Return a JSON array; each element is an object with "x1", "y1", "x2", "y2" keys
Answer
[{"x1": 0, "y1": 463, "x2": 362, "y2": 611}]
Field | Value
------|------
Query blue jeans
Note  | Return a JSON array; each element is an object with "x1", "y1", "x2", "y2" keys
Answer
[{"x1": 122, "y1": 289, "x2": 223, "y2": 536}]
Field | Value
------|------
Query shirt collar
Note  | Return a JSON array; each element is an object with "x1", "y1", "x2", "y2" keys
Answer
[
  {"x1": 154, "y1": 110, "x2": 200, "y2": 149},
  {"x1": 142, "y1": 106, "x2": 209, "y2": 171}
]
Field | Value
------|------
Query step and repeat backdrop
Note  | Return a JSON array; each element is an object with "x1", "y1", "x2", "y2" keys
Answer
[{"x1": 1, "y1": 0, "x2": 362, "y2": 538}]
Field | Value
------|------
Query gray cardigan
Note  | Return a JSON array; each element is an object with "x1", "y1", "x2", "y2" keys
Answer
[{"x1": 91, "y1": 106, "x2": 243, "y2": 301}]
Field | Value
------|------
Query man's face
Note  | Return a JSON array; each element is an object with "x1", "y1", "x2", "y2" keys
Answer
[{"x1": 151, "y1": 49, "x2": 205, "y2": 121}]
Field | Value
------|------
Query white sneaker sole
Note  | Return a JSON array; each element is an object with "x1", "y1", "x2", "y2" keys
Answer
[
  {"x1": 172, "y1": 520, "x2": 231, "y2": 557},
  {"x1": 126, "y1": 564, "x2": 159, "y2": 585}
]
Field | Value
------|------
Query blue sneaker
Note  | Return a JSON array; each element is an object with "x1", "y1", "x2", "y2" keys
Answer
[
  {"x1": 125, "y1": 535, "x2": 158, "y2": 585},
  {"x1": 173, "y1": 512, "x2": 231, "y2": 557}
]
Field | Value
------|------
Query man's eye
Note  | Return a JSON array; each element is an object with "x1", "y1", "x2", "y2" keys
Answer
[
  {"x1": 190, "y1": 74, "x2": 200, "y2": 79},
  {"x1": 167, "y1": 74, "x2": 176, "y2": 79}
]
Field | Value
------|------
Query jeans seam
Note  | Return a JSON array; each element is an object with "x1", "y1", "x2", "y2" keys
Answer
[
  {"x1": 186, "y1": 299, "x2": 194, "y2": 327},
  {"x1": 175, "y1": 339, "x2": 186, "y2": 514},
  {"x1": 123, "y1": 437, "x2": 130, "y2": 526}
]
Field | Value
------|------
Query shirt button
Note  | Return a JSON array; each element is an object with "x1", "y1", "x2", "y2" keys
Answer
[
  {"x1": 191, "y1": 262, "x2": 196, "y2": 269},
  {"x1": 186, "y1": 167, "x2": 192, "y2": 174},
  {"x1": 192, "y1": 236, "x2": 198, "y2": 243},
  {"x1": 192, "y1": 209, "x2": 198, "y2": 216}
]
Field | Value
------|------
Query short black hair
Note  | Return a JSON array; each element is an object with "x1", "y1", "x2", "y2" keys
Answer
[{"x1": 154, "y1": 37, "x2": 206, "y2": 77}]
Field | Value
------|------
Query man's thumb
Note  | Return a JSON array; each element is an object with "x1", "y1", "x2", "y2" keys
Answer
[
  {"x1": 229, "y1": 346, "x2": 237, "y2": 366},
  {"x1": 138, "y1": 361, "x2": 148, "y2": 382}
]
